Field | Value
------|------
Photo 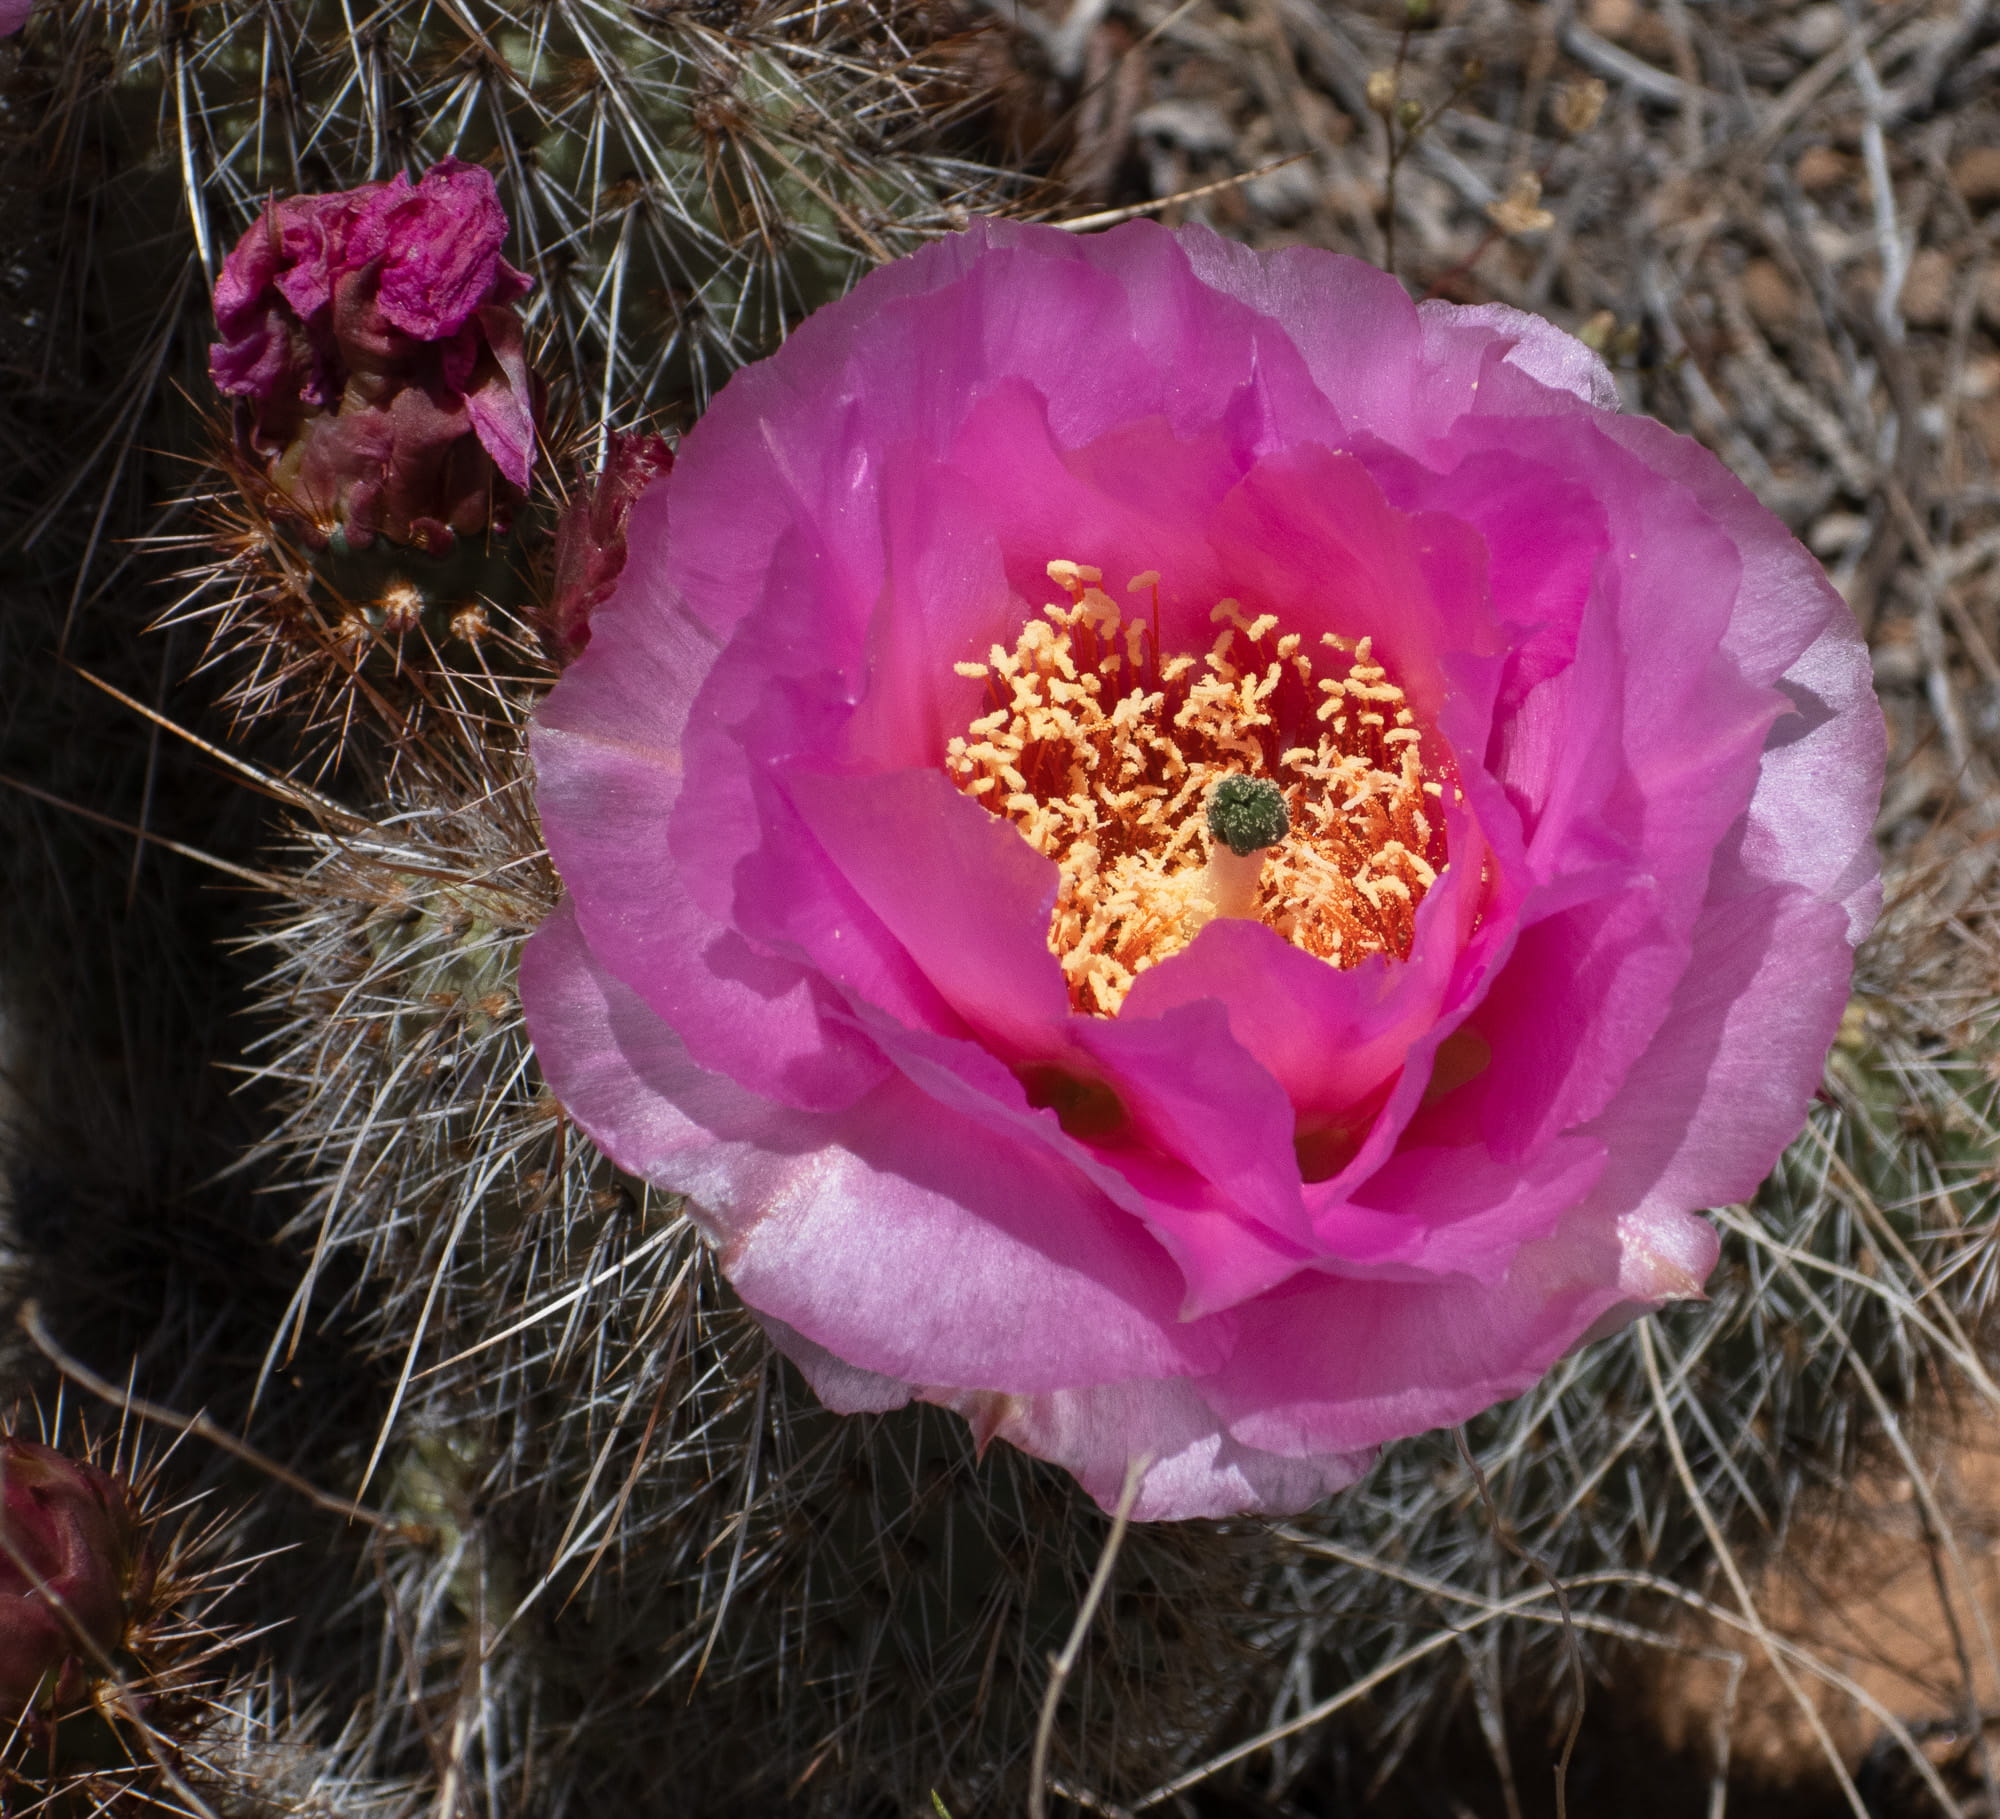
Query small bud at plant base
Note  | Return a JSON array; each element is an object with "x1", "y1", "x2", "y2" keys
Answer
[
  {"x1": 209, "y1": 158, "x2": 540, "y2": 555},
  {"x1": 1577, "y1": 309, "x2": 1618, "y2": 352},
  {"x1": 1397, "y1": 97, "x2": 1424, "y2": 130},
  {"x1": 1366, "y1": 69, "x2": 1398, "y2": 114},
  {"x1": 544, "y1": 432, "x2": 676, "y2": 661},
  {"x1": 1556, "y1": 77, "x2": 1608, "y2": 136},
  {"x1": 0, "y1": 1440, "x2": 152, "y2": 1716},
  {"x1": 1486, "y1": 170, "x2": 1555, "y2": 236}
]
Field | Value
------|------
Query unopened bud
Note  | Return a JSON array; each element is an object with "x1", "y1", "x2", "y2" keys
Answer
[
  {"x1": 0, "y1": 1440, "x2": 152, "y2": 1716},
  {"x1": 544, "y1": 432, "x2": 677, "y2": 661},
  {"x1": 1397, "y1": 97, "x2": 1424, "y2": 129},
  {"x1": 1577, "y1": 309, "x2": 1618, "y2": 352},
  {"x1": 1366, "y1": 69, "x2": 1398, "y2": 114}
]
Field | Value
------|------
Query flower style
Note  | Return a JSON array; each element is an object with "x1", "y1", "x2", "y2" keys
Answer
[
  {"x1": 0, "y1": 1440, "x2": 152, "y2": 1713},
  {"x1": 521, "y1": 220, "x2": 1884, "y2": 1520},
  {"x1": 209, "y1": 157, "x2": 536, "y2": 553}
]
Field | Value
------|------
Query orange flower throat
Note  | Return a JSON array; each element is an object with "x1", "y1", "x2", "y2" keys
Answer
[{"x1": 946, "y1": 561, "x2": 1448, "y2": 1015}]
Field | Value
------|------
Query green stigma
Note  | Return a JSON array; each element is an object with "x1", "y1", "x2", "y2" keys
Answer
[{"x1": 1206, "y1": 775, "x2": 1290, "y2": 858}]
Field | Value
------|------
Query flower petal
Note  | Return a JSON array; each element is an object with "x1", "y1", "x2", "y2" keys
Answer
[
  {"x1": 523, "y1": 900, "x2": 1231, "y2": 1395},
  {"x1": 938, "y1": 1379, "x2": 1374, "y2": 1521},
  {"x1": 535, "y1": 591, "x2": 887, "y2": 1113},
  {"x1": 1206, "y1": 1209, "x2": 1632, "y2": 1457}
]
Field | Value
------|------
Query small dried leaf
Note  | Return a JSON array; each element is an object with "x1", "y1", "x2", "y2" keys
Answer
[{"x1": 1486, "y1": 171, "x2": 1555, "y2": 236}]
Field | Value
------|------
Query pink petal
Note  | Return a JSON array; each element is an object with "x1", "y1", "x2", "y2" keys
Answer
[
  {"x1": 460, "y1": 304, "x2": 537, "y2": 487},
  {"x1": 374, "y1": 157, "x2": 514, "y2": 339},
  {"x1": 534, "y1": 607, "x2": 887, "y2": 1114},
  {"x1": 1580, "y1": 883, "x2": 1855, "y2": 1223},
  {"x1": 1206, "y1": 1209, "x2": 1633, "y2": 1457},
  {"x1": 847, "y1": 1009, "x2": 1316, "y2": 1317},
  {"x1": 785, "y1": 766, "x2": 1070, "y2": 1055},
  {"x1": 1070, "y1": 997, "x2": 1309, "y2": 1245},
  {"x1": 522, "y1": 901, "x2": 1230, "y2": 1395},
  {"x1": 939, "y1": 1378, "x2": 1374, "y2": 1520}
]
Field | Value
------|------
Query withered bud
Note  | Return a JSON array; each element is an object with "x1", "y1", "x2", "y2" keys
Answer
[
  {"x1": 1556, "y1": 77, "x2": 1608, "y2": 137},
  {"x1": 209, "y1": 158, "x2": 540, "y2": 556},
  {"x1": 545, "y1": 432, "x2": 677, "y2": 662},
  {"x1": 0, "y1": 1440, "x2": 153, "y2": 1716}
]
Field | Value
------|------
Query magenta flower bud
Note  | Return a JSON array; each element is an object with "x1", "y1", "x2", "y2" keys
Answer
[
  {"x1": 210, "y1": 157, "x2": 537, "y2": 553},
  {"x1": 545, "y1": 434, "x2": 677, "y2": 661},
  {"x1": 0, "y1": 1440, "x2": 152, "y2": 1714}
]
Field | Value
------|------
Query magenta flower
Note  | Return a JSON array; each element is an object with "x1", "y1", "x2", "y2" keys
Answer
[
  {"x1": 1, "y1": 0, "x2": 33, "y2": 36},
  {"x1": 520, "y1": 221, "x2": 1884, "y2": 1520},
  {"x1": 210, "y1": 157, "x2": 535, "y2": 553}
]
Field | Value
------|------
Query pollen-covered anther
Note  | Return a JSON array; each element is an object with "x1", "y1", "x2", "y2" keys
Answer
[{"x1": 945, "y1": 561, "x2": 1449, "y2": 1015}]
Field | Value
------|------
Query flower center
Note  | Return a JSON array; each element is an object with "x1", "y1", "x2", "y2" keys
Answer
[{"x1": 945, "y1": 561, "x2": 1448, "y2": 1015}]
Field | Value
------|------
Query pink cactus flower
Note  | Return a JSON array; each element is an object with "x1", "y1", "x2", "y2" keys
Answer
[
  {"x1": 520, "y1": 221, "x2": 1885, "y2": 1521},
  {"x1": 0, "y1": 0, "x2": 33, "y2": 36},
  {"x1": 0, "y1": 1440, "x2": 151, "y2": 1714},
  {"x1": 210, "y1": 157, "x2": 535, "y2": 553}
]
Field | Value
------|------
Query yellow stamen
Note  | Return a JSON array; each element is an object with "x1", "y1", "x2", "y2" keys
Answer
[{"x1": 945, "y1": 561, "x2": 1448, "y2": 1015}]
